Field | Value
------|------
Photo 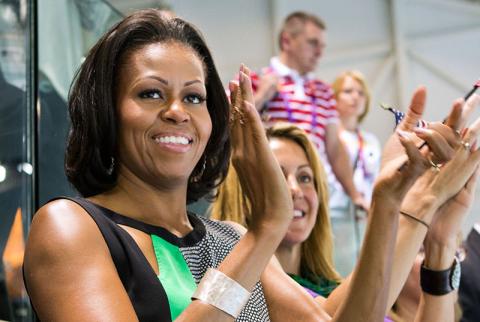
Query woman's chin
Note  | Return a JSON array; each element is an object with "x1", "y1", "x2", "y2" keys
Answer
[{"x1": 280, "y1": 233, "x2": 309, "y2": 248}]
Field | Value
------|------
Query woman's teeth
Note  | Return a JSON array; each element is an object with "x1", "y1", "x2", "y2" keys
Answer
[
  {"x1": 293, "y1": 210, "x2": 304, "y2": 218},
  {"x1": 155, "y1": 136, "x2": 190, "y2": 145}
]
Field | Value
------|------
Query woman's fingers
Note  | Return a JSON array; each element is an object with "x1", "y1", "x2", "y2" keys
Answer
[
  {"x1": 238, "y1": 67, "x2": 262, "y2": 131},
  {"x1": 432, "y1": 117, "x2": 480, "y2": 201},
  {"x1": 413, "y1": 127, "x2": 455, "y2": 162},
  {"x1": 444, "y1": 98, "x2": 463, "y2": 132},
  {"x1": 397, "y1": 130, "x2": 429, "y2": 176},
  {"x1": 427, "y1": 122, "x2": 460, "y2": 148},
  {"x1": 237, "y1": 66, "x2": 267, "y2": 147},
  {"x1": 398, "y1": 87, "x2": 427, "y2": 132},
  {"x1": 239, "y1": 65, "x2": 255, "y2": 104},
  {"x1": 230, "y1": 64, "x2": 272, "y2": 166},
  {"x1": 229, "y1": 81, "x2": 245, "y2": 155},
  {"x1": 461, "y1": 94, "x2": 480, "y2": 129},
  {"x1": 464, "y1": 166, "x2": 480, "y2": 194},
  {"x1": 463, "y1": 116, "x2": 480, "y2": 146}
]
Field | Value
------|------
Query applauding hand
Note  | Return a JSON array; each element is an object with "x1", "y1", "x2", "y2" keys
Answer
[{"x1": 229, "y1": 65, "x2": 292, "y2": 236}]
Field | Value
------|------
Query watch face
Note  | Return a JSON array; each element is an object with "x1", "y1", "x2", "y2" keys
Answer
[{"x1": 450, "y1": 258, "x2": 461, "y2": 290}]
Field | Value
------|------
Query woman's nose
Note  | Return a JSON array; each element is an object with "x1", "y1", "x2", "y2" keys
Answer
[
  {"x1": 288, "y1": 176, "x2": 303, "y2": 200},
  {"x1": 161, "y1": 101, "x2": 189, "y2": 124}
]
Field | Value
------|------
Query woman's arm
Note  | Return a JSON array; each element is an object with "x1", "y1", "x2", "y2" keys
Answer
[
  {"x1": 414, "y1": 152, "x2": 480, "y2": 322},
  {"x1": 257, "y1": 129, "x2": 430, "y2": 321},
  {"x1": 330, "y1": 129, "x2": 431, "y2": 322},
  {"x1": 224, "y1": 220, "x2": 332, "y2": 322},
  {"x1": 324, "y1": 89, "x2": 480, "y2": 317}
]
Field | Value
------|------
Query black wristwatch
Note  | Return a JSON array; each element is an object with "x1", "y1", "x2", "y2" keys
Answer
[{"x1": 420, "y1": 257, "x2": 461, "y2": 296}]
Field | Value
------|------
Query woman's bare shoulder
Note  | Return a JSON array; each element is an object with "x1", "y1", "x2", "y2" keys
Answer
[
  {"x1": 24, "y1": 198, "x2": 108, "y2": 273},
  {"x1": 29, "y1": 198, "x2": 98, "y2": 242},
  {"x1": 24, "y1": 199, "x2": 137, "y2": 320}
]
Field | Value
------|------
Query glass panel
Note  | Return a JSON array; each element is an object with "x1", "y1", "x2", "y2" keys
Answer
[
  {"x1": 37, "y1": 0, "x2": 122, "y2": 204},
  {"x1": 36, "y1": 0, "x2": 121, "y2": 205},
  {"x1": 0, "y1": 1, "x2": 122, "y2": 320},
  {"x1": 0, "y1": 0, "x2": 30, "y2": 320}
]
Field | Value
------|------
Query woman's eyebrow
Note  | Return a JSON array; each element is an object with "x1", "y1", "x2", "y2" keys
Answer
[{"x1": 184, "y1": 79, "x2": 203, "y2": 87}]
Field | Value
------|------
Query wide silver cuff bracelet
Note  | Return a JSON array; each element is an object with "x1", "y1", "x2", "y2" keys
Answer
[{"x1": 191, "y1": 268, "x2": 251, "y2": 318}]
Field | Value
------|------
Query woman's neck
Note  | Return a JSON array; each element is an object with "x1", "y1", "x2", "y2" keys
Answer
[
  {"x1": 275, "y1": 243, "x2": 302, "y2": 275},
  {"x1": 90, "y1": 170, "x2": 193, "y2": 237},
  {"x1": 340, "y1": 115, "x2": 358, "y2": 132}
]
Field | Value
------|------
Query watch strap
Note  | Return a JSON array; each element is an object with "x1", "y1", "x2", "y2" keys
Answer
[{"x1": 420, "y1": 257, "x2": 460, "y2": 296}]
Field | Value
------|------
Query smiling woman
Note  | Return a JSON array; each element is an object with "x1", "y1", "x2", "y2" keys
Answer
[{"x1": 212, "y1": 123, "x2": 341, "y2": 298}]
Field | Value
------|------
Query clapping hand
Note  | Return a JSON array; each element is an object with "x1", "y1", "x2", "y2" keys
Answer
[
  {"x1": 229, "y1": 65, "x2": 292, "y2": 235},
  {"x1": 396, "y1": 91, "x2": 480, "y2": 253}
]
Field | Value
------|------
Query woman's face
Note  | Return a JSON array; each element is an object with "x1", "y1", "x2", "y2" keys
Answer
[
  {"x1": 115, "y1": 42, "x2": 212, "y2": 188},
  {"x1": 269, "y1": 138, "x2": 319, "y2": 246},
  {"x1": 336, "y1": 75, "x2": 367, "y2": 121}
]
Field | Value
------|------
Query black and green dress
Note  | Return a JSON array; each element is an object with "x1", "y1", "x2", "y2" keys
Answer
[{"x1": 43, "y1": 197, "x2": 270, "y2": 322}]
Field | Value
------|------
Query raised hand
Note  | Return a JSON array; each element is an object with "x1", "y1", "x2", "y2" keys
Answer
[
  {"x1": 381, "y1": 87, "x2": 427, "y2": 167},
  {"x1": 407, "y1": 93, "x2": 480, "y2": 208},
  {"x1": 229, "y1": 65, "x2": 292, "y2": 235},
  {"x1": 427, "y1": 124, "x2": 480, "y2": 206},
  {"x1": 459, "y1": 94, "x2": 480, "y2": 129},
  {"x1": 422, "y1": 113, "x2": 480, "y2": 249},
  {"x1": 372, "y1": 129, "x2": 430, "y2": 205},
  {"x1": 382, "y1": 88, "x2": 465, "y2": 166},
  {"x1": 384, "y1": 88, "x2": 473, "y2": 216},
  {"x1": 373, "y1": 89, "x2": 480, "y2": 314}
]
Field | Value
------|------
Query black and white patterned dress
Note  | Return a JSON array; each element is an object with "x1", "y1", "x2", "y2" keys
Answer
[{"x1": 38, "y1": 197, "x2": 271, "y2": 322}]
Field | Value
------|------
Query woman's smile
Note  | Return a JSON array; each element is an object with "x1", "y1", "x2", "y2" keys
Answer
[{"x1": 151, "y1": 132, "x2": 194, "y2": 153}]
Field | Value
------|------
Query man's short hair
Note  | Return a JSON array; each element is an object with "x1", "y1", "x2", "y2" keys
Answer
[{"x1": 278, "y1": 11, "x2": 326, "y2": 51}]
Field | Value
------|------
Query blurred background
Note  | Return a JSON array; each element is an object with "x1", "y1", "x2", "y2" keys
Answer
[{"x1": 0, "y1": 0, "x2": 479, "y2": 320}]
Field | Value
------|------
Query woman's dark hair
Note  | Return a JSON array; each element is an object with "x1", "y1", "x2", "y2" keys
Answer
[{"x1": 66, "y1": 9, "x2": 231, "y2": 203}]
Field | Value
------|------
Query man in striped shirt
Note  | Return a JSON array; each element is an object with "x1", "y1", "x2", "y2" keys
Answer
[{"x1": 251, "y1": 11, "x2": 367, "y2": 210}]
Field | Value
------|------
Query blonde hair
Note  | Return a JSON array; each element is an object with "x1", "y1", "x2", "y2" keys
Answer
[
  {"x1": 331, "y1": 70, "x2": 371, "y2": 123},
  {"x1": 211, "y1": 123, "x2": 341, "y2": 283}
]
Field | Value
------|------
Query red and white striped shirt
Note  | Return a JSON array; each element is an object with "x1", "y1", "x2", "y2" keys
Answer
[{"x1": 251, "y1": 57, "x2": 338, "y2": 163}]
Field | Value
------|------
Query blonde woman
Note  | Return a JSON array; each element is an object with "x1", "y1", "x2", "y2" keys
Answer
[
  {"x1": 329, "y1": 70, "x2": 381, "y2": 276},
  {"x1": 330, "y1": 70, "x2": 381, "y2": 210},
  {"x1": 212, "y1": 123, "x2": 342, "y2": 297}
]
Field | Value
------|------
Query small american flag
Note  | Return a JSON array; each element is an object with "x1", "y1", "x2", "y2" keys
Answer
[
  {"x1": 475, "y1": 79, "x2": 480, "y2": 87},
  {"x1": 380, "y1": 104, "x2": 428, "y2": 128}
]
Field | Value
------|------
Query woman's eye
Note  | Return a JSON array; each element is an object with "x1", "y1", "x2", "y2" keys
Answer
[
  {"x1": 299, "y1": 174, "x2": 313, "y2": 183},
  {"x1": 183, "y1": 94, "x2": 206, "y2": 104},
  {"x1": 139, "y1": 89, "x2": 163, "y2": 99}
]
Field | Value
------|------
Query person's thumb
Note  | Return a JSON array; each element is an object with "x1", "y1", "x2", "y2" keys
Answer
[{"x1": 398, "y1": 86, "x2": 426, "y2": 131}]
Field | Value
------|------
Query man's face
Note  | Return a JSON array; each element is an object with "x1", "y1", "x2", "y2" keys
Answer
[{"x1": 285, "y1": 22, "x2": 326, "y2": 75}]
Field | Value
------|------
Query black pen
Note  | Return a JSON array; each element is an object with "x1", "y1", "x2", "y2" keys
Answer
[{"x1": 464, "y1": 79, "x2": 480, "y2": 101}]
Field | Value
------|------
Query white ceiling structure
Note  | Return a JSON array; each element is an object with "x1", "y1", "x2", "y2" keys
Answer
[{"x1": 110, "y1": 0, "x2": 480, "y2": 233}]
